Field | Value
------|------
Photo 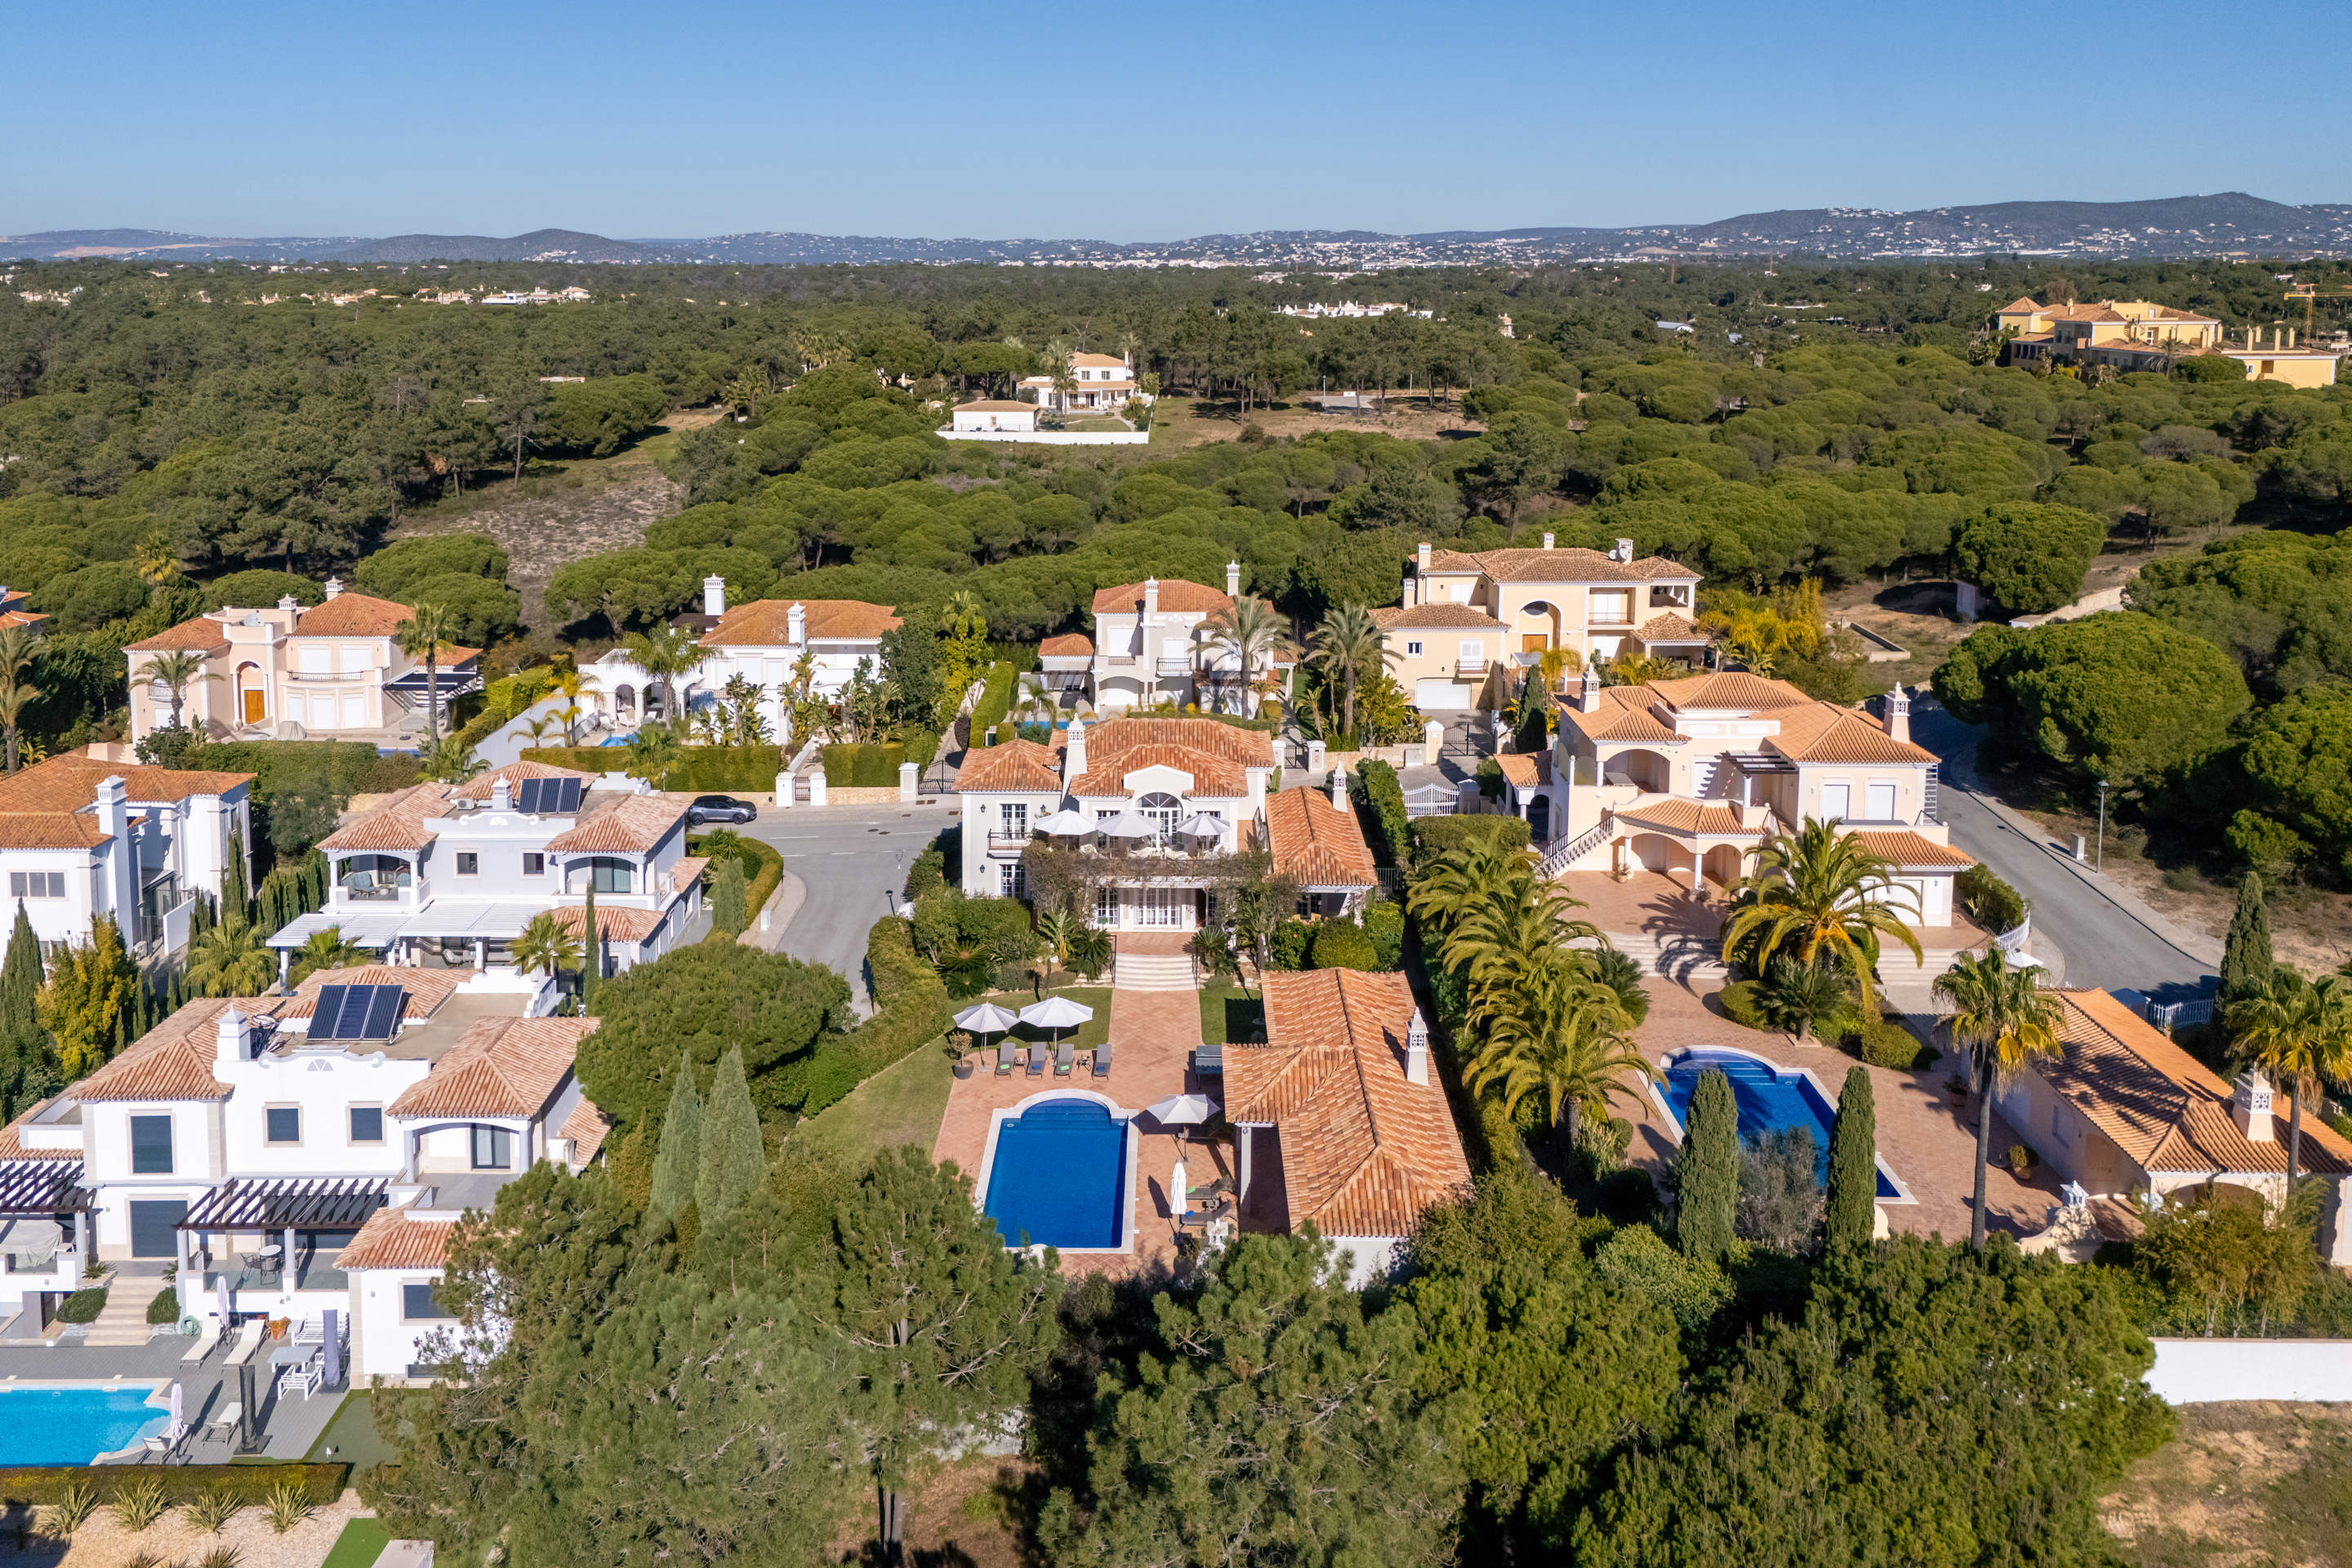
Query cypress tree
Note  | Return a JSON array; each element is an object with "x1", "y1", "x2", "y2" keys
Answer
[
  {"x1": 710, "y1": 857, "x2": 749, "y2": 936},
  {"x1": 221, "y1": 837, "x2": 252, "y2": 929},
  {"x1": 2221, "y1": 872, "x2": 2273, "y2": 1009},
  {"x1": 580, "y1": 884, "x2": 600, "y2": 1011},
  {"x1": 697, "y1": 1045, "x2": 764, "y2": 1220},
  {"x1": 0, "y1": 905, "x2": 40, "y2": 1038},
  {"x1": 647, "y1": 1055, "x2": 702, "y2": 1221},
  {"x1": 1825, "y1": 1066, "x2": 1878, "y2": 1251},
  {"x1": 1674, "y1": 1068, "x2": 1739, "y2": 1264}
]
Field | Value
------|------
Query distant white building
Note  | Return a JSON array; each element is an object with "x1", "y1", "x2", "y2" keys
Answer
[
  {"x1": 951, "y1": 400, "x2": 1039, "y2": 434},
  {"x1": 1018, "y1": 352, "x2": 1153, "y2": 412}
]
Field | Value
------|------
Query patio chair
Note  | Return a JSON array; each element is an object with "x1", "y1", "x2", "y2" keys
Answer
[
  {"x1": 222, "y1": 1318, "x2": 265, "y2": 1366},
  {"x1": 181, "y1": 1317, "x2": 222, "y2": 1363},
  {"x1": 996, "y1": 1041, "x2": 1016, "y2": 1076},
  {"x1": 1091, "y1": 1042, "x2": 1112, "y2": 1079},
  {"x1": 1054, "y1": 1040, "x2": 1073, "y2": 1076},
  {"x1": 1026, "y1": 1045, "x2": 1047, "y2": 1077}
]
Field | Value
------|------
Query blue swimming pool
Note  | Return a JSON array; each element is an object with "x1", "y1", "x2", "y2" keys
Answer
[
  {"x1": 1660, "y1": 1050, "x2": 1901, "y2": 1200},
  {"x1": 982, "y1": 1098, "x2": 1129, "y2": 1250},
  {"x1": 0, "y1": 1386, "x2": 170, "y2": 1464}
]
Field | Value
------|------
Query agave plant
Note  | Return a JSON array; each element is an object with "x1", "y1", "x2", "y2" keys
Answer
[
  {"x1": 201, "y1": 1548, "x2": 247, "y2": 1568},
  {"x1": 47, "y1": 1477, "x2": 99, "y2": 1532},
  {"x1": 186, "y1": 1486, "x2": 244, "y2": 1535},
  {"x1": 263, "y1": 1479, "x2": 312, "y2": 1535},
  {"x1": 109, "y1": 1474, "x2": 168, "y2": 1532}
]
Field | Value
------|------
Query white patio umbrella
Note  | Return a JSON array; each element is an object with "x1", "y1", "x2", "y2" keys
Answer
[
  {"x1": 1145, "y1": 1092, "x2": 1221, "y2": 1126},
  {"x1": 954, "y1": 1002, "x2": 1022, "y2": 1038},
  {"x1": 166, "y1": 1380, "x2": 185, "y2": 1442},
  {"x1": 1176, "y1": 812, "x2": 1225, "y2": 838},
  {"x1": 1033, "y1": 808, "x2": 1094, "y2": 835},
  {"x1": 216, "y1": 1273, "x2": 231, "y2": 1326},
  {"x1": 1019, "y1": 994, "x2": 1095, "y2": 1054},
  {"x1": 1169, "y1": 1157, "x2": 1190, "y2": 1220},
  {"x1": 1096, "y1": 812, "x2": 1157, "y2": 840}
]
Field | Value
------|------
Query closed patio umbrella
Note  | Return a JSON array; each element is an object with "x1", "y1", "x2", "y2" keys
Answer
[
  {"x1": 1033, "y1": 808, "x2": 1094, "y2": 835},
  {"x1": 1169, "y1": 1157, "x2": 1189, "y2": 1221},
  {"x1": 216, "y1": 1273, "x2": 231, "y2": 1327},
  {"x1": 166, "y1": 1380, "x2": 184, "y2": 1443},
  {"x1": 1145, "y1": 1093, "x2": 1220, "y2": 1126}
]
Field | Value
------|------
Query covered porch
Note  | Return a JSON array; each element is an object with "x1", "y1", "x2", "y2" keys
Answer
[
  {"x1": 177, "y1": 1176, "x2": 389, "y2": 1321},
  {"x1": 0, "y1": 1161, "x2": 94, "y2": 1321}
]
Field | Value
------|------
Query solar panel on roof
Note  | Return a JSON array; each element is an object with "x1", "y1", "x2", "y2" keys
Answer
[
  {"x1": 310, "y1": 985, "x2": 349, "y2": 1035},
  {"x1": 514, "y1": 777, "x2": 544, "y2": 813},
  {"x1": 551, "y1": 777, "x2": 582, "y2": 813},
  {"x1": 359, "y1": 986, "x2": 405, "y2": 1039}
]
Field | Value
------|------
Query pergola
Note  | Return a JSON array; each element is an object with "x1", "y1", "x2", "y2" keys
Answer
[
  {"x1": 0, "y1": 1160, "x2": 91, "y2": 1276},
  {"x1": 175, "y1": 1176, "x2": 390, "y2": 1285}
]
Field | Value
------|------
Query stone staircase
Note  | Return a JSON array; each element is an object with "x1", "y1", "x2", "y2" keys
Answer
[
  {"x1": 1111, "y1": 951, "x2": 1198, "y2": 991},
  {"x1": 1584, "y1": 931, "x2": 1730, "y2": 984},
  {"x1": 82, "y1": 1277, "x2": 163, "y2": 1347}
]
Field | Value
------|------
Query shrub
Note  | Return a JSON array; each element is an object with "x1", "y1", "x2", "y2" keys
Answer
[
  {"x1": 865, "y1": 915, "x2": 937, "y2": 1009},
  {"x1": 1308, "y1": 920, "x2": 1378, "y2": 972},
  {"x1": 1955, "y1": 862, "x2": 2027, "y2": 933},
  {"x1": 1594, "y1": 1221, "x2": 1731, "y2": 1332},
  {"x1": 1, "y1": 1468, "x2": 345, "y2": 1508},
  {"x1": 904, "y1": 844, "x2": 947, "y2": 902},
  {"x1": 1474, "y1": 756, "x2": 1507, "y2": 800},
  {"x1": 822, "y1": 742, "x2": 906, "y2": 787},
  {"x1": 1268, "y1": 919, "x2": 1312, "y2": 972},
  {"x1": 1846, "y1": 1014, "x2": 1933, "y2": 1070},
  {"x1": 1717, "y1": 979, "x2": 1771, "y2": 1032},
  {"x1": 793, "y1": 917, "x2": 955, "y2": 1119},
  {"x1": 47, "y1": 1477, "x2": 97, "y2": 1531},
  {"x1": 2007, "y1": 1143, "x2": 2036, "y2": 1174},
  {"x1": 1410, "y1": 813, "x2": 1531, "y2": 857},
  {"x1": 710, "y1": 856, "x2": 749, "y2": 934},
  {"x1": 185, "y1": 1487, "x2": 243, "y2": 1534},
  {"x1": 264, "y1": 1479, "x2": 311, "y2": 1534},
  {"x1": 902, "y1": 728, "x2": 941, "y2": 774},
  {"x1": 1354, "y1": 760, "x2": 1410, "y2": 866},
  {"x1": 111, "y1": 1474, "x2": 168, "y2": 1532},
  {"x1": 54, "y1": 1286, "x2": 105, "y2": 1324},
  {"x1": 968, "y1": 661, "x2": 1018, "y2": 740},
  {"x1": 1362, "y1": 901, "x2": 1405, "y2": 970},
  {"x1": 146, "y1": 1286, "x2": 180, "y2": 1325}
]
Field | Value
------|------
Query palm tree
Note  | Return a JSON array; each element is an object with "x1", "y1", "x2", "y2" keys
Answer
[
  {"x1": 1308, "y1": 604, "x2": 1395, "y2": 744},
  {"x1": 1041, "y1": 335, "x2": 1076, "y2": 412},
  {"x1": 140, "y1": 648, "x2": 218, "y2": 733},
  {"x1": 289, "y1": 926, "x2": 368, "y2": 982},
  {"x1": 1205, "y1": 594, "x2": 1297, "y2": 717},
  {"x1": 1446, "y1": 880, "x2": 1604, "y2": 999},
  {"x1": 1406, "y1": 842, "x2": 1542, "y2": 947},
  {"x1": 625, "y1": 725, "x2": 682, "y2": 783},
  {"x1": 521, "y1": 713, "x2": 563, "y2": 747},
  {"x1": 134, "y1": 531, "x2": 185, "y2": 588},
  {"x1": 510, "y1": 911, "x2": 584, "y2": 988},
  {"x1": 394, "y1": 603, "x2": 462, "y2": 741},
  {"x1": 421, "y1": 736, "x2": 485, "y2": 784},
  {"x1": 1723, "y1": 819, "x2": 1922, "y2": 1022},
  {"x1": 1034, "y1": 911, "x2": 1075, "y2": 982},
  {"x1": 622, "y1": 622, "x2": 710, "y2": 730},
  {"x1": 186, "y1": 919, "x2": 273, "y2": 999},
  {"x1": 1466, "y1": 958, "x2": 1656, "y2": 1152},
  {"x1": 942, "y1": 590, "x2": 987, "y2": 643},
  {"x1": 1933, "y1": 949, "x2": 2066, "y2": 1250},
  {"x1": 1535, "y1": 644, "x2": 1582, "y2": 694},
  {"x1": 552, "y1": 668, "x2": 589, "y2": 747},
  {"x1": 2230, "y1": 969, "x2": 2352, "y2": 1189}
]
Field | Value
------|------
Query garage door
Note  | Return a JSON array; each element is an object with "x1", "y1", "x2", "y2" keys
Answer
[
  {"x1": 1414, "y1": 679, "x2": 1472, "y2": 710},
  {"x1": 129, "y1": 1199, "x2": 186, "y2": 1258}
]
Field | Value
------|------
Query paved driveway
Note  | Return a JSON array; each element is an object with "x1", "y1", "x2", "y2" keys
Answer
[
  {"x1": 740, "y1": 801, "x2": 951, "y2": 1007},
  {"x1": 1913, "y1": 707, "x2": 2215, "y2": 1001}
]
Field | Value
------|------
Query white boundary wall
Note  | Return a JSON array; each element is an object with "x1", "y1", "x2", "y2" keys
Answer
[
  {"x1": 941, "y1": 430, "x2": 1150, "y2": 446},
  {"x1": 2147, "y1": 1338, "x2": 2352, "y2": 1403}
]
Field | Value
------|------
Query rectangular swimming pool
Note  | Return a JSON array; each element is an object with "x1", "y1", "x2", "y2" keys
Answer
[
  {"x1": 982, "y1": 1098, "x2": 1130, "y2": 1250},
  {"x1": 1658, "y1": 1049, "x2": 1904, "y2": 1201},
  {"x1": 0, "y1": 1385, "x2": 171, "y2": 1464}
]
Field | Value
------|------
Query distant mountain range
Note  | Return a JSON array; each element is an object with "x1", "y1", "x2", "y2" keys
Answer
[{"x1": 10, "y1": 194, "x2": 2352, "y2": 267}]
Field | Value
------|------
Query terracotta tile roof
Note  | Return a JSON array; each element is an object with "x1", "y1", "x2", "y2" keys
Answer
[
  {"x1": 1993, "y1": 296, "x2": 2043, "y2": 314},
  {"x1": 1091, "y1": 579, "x2": 1232, "y2": 616},
  {"x1": 73, "y1": 998, "x2": 286, "y2": 1102},
  {"x1": 1846, "y1": 830, "x2": 1972, "y2": 870},
  {"x1": 1633, "y1": 611, "x2": 1711, "y2": 644},
  {"x1": 452, "y1": 760, "x2": 596, "y2": 800},
  {"x1": 955, "y1": 738, "x2": 1064, "y2": 794},
  {"x1": 1040, "y1": 633, "x2": 1094, "y2": 657},
  {"x1": 0, "y1": 812, "x2": 110, "y2": 849},
  {"x1": 1421, "y1": 546, "x2": 1698, "y2": 584},
  {"x1": 1562, "y1": 688, "x2": 1682, "y2": 746},
  {"x1": 336, "y1": 1208, "x2": 455, "y2": 1272},
  {"x1": 318, "y1": 782, "x2": 447, "y2": 853},
  {"x1": 1071, "y1": 352, "x2": 1129, "y2": 368},
  {"x1": 1371, "y1": 604, "x2": 1506, "y2": 630},
  {"x1": 542, "y1": 792, "x2": 688, "y2": 854},
  {"x1": 389, "y1": 1015, "x2": 595, "y2": 1120},
  {"x1": 559, "y1": 1098, "x2": 612, "y2": 1165},
  {"x1": 1494, "y1": 753, "x2": 1551, "y2": 789},
  {"x1": 1767, "y1": 702, "x2": 1939, "y2": 764},
  {"x1": 1264, "y1": 786, "x2": 1376, "y2": 889},
  {"x1": 278, "y1": 965, "x2": 468, "y2": 1022},
  {"x1": 0, "y1": 1107, "x2": 82, "y2": 1162},
  {"x1": 1646, "y1": 671, "x2": 1815, "y2": 713},
  {"x1": 125, "y1": 614, "x2": 233, "y2": 654},
  {"x1": 1613, "y1": 798, "x2": 1775, "y2": 837},
  {"x1": 550, "y1": 902, "x2": 668, "y2": 942},
  {"x1": 670, "y1": 856, "x2": 709, "y2": 895},
  {"x1": 1086, "y1": 718, "x2": 1273, "y2": 771},
  {"x1": 1072, "y1": 745, "x2": 1248, "y2": 798},
  {"x1": 294, "y1": 592, "x2": 423, "y2": 639},
  {"x1": 2038, "y1": 990, "x2": 2352, "y2": 1178},
  {"x1": 958, "y1": 399, "x2": 1036, "y2": 412},
  {"x1": 0, "y1": 611, "x2": 48, "y2": 632},
  {"x1": 0, "y1": 755, "x2": 253, "y2": 811},
  {"x1": 701, "y1": 599, "x2": 901, "y2": 647},
  {"x1": 1227, "y1": 970, "x2": 1472, "y2": 1239}
]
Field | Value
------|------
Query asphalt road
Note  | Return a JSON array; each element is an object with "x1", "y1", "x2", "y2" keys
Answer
[
  {"x1": 740, "y1": 801, "x2": 953, "y2": 1005},
  {"x1": 1913, "y1": 708, "x2": 2216, "y2": 1002}
]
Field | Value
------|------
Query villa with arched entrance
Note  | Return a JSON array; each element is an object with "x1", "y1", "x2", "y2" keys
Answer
[{"x1": 1399, "y1": 536, "x2": 1708, "y2": 675}]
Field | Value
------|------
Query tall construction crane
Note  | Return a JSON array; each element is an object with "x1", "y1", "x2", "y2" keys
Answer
[{"x1": 2284, "y1": 282, "x2": 2352, "y2": 337}]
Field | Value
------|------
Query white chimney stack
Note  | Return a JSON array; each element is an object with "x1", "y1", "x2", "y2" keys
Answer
[
  {"x1": 1063, "y1": 717, "x2": 1087, "y2": 784},
  {"x1": 1330, "y1": 766, "x2": 1345, "y2": 808},
  {"x1": 94, "y1": 775, "x2": 127, "y2": 840},
  {"x1": 323, "y1": 577, "x2": 343, "y2": 600},
  {"x1": 1542, "y1": 532, "x2": 1555, "y2": 550},
  {"x1": 1143, "y1": 577, "x2": 1160, "y2": 619},
  {"x1": 216, "y1": 1005, "x2": 251, "y2": 1066},
  {"x1": 1579, "y1": 666, "x2": 1601, "y2": 714},
  {"x1": 491, "y1": 776, "x2": 512, "y2": 813},
  {"x1": 1614, "y1": 537, "x2": 1635, "y2": 562},
  {"x1": 1226, "y1": 559, "x2": 1241, "y2": 597},
  {"x1": 787, "y1": 602, "x2": 806, "y2": 645},
  {"x1": 2233, "y1": 1069, "x2": 2276, "y2": 1142},
  {"x1": 1405, "y1": 1009, "x2": 1429, "y2": 1085},
  {"x1": 277, "y1": 595, "x2": 298, "y2": 613},
  {"x1": 1884, "y1": 684, "x2": 1911, "y2": 746},
  {"x1": 703, "y1": 575, "x2": 726, "y2": 618}
]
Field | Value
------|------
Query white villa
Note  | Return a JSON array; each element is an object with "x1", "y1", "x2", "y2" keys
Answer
[
  {"x1": 0, "y1": 964, "x2": 608, "y2": 1381},
  {"x1": 265, "y1": 760, "x2": 706, "y2": 983},
  {"x1": 124, "y1": 581, "x2": 480, "y2": 745},
  {"x1": 953, "y1": 716, "x2": 1374, "y2": 927},
  {"x1": 0, "y1": 755, "x2": 256, "y2": 957},
  {"x1": 1018, "y1": 351, "x2": 1152, "y2": 412}
]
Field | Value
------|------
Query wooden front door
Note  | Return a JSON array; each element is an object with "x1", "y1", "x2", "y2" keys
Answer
[
  {"x1": 242, "y1": 685, "x2": 265, "y2": 724},
  {"x1": 1521, "y1": 635, "x2": 1548, "y2": 653}
]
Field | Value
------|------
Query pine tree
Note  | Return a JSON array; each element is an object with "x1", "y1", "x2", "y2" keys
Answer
[
  {"x1": 710, "y1": 856, "x2": 749, "y2": 935},
  {"x1": 0, "y1": 904, "x2": 40, "y2": 1039},
  {"x1": 1674, "y1": 1068, "x2": 1739, "y2": 1264},
  {"x1": 1825, "y1": 1065, "x2": 1878, "y2": 1251},
  {"x1": 696, "y1": 1045, "x2": 764, "y2": 1220},
  {"x1": 2221, "y1": 872, "x2": 2273, "y2": 1009},
  {"x1": 579, "y1": 884, "x2": 600, "y2": 1011},
  {"x1": 647, "y1": 1055, "x2": 702, "y2": 1222}
]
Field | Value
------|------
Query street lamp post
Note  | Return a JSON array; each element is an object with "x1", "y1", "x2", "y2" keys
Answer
[{"x1": 2096, "y1": 779, "x2": 2110, "y2": 872}]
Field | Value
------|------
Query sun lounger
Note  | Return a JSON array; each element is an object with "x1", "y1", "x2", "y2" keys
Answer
[
  {"x1": 1054, "y1": 1040, "x2": 1074, "y2": 1076},
  {"x1": 996, "y1": 1042, "x2": 1016, "y2": 1076},
  {"x1": 1026, "y1": 1045, "x2": 1046, "y2": 1077},
  {"x1": 222, "y1": 1319, "x2": 265, "y2": 1366},
  {"x1": 206, "y1": 1401, "x2": 242, "y2": 1437},
  {"x1": 1091, "y1": 1042, "x2": 1112, "y2": 1079},
  {"x1": 181, "y1": 1318, "x2": 221, "y2": 1363}
]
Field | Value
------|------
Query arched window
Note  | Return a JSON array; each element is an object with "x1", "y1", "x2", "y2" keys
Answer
[
  {"x1": 613, "y1": 684, "x2": 635, "y2": 719},
  {"x1": 1139, "y1": 791, "x2": 1182, "y2": 846},
  {"x1": 582, "y1": 857, "x2": 634, "y2": 894}
]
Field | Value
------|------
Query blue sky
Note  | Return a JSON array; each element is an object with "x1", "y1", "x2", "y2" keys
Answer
[{"x1": 8, "y1": 0, "x2": 2347, "y2": 240}]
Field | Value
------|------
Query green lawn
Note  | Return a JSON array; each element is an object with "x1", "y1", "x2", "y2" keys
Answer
[
  {"x1": 969, "y1": 987, "x2": 1112, "y2": 1053},
  {"x1": 792, "y1": 1039, "x2": 956, "y2": 1167},
  {"x1": 304, "y1": 1388, "x2": 398, "y2": 1472},
  {"x1": 322, "y1": 1516, "x2": 392, "y2": 1568},
  {"x1": 1200, "y1": 986, "x2": 1264, "y2": 1045}
]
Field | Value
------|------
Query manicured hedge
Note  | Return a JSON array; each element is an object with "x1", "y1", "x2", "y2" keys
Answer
[
  {"x1": 54, "y1": 1287, "x2": 105, "y2": 1324},
  {"x1": 452, "y1": 667, "x2": 555, "y2": 751},
  {"x1": 823, "y1": 742, "x2": 906, "y2": 787},
  {"x1": 519, "y1": 744, "x2": 782, "y2": 793},
  {"x1": 795, "y1": 916, "x2": 954, "y2": 1118},
  {"x1": 189, "y1": 739, "x2": 416, "y2": 795},
  {"x1": 902, "y1": 728, "x2": 941, "y2": 774},
  {"x1": 968, "y1": 662, "x2": 1018, "y2": 742},
  {"x1": 1354, "y1": 760, "x2": 1410, "y2": 866},
  {"x1": 865, "y1": 915, "x2": 935, "y2": 1007},
  {"x1": 691, "y1": 833, "x2": 783, "y2": 924},
  {"x1": 0, "y1": 1463, "x2": 348, "y2": 1504},
  {"x1": 1957, "y1": 862, "x2": 2026, "y2": 933},
  {"x1": 1410, "y1": 813, "x2": 1532, "y2": 856},
  {"x1": 146, "y1": 1287, "x2": 180, "y2": 1325}
]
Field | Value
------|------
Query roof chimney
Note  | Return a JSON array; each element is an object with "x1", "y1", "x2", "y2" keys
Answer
[
  {"x1": 94, "y1": 775, "x2": 127, "y2": 840},
  {"x1": 1143, "y1": 577, "x2": 1159, "y2": 619},
  {"x1": 1226, "y1": 559, "x2": 1241, "y2": 597},
  {"x1": 323, "y1": 577, "x2": 342, "y2": 600},
  {"x1": 1542, "y1": 532, "x2": 1555, "y2": 550},
  {"x1": 1883, "y1": 684, "x2": 1911, "y2": 746},
  {"x1": 2232, "y1": 1069, "x2": 2275, "y2": 1142},
  {"x1": 277, "y1": 595, "x2": 298, "y2": 613},
  {"x1": 491, "y1": 775, "x2": 512, "y2": 812},
  {"x1": 1063, "y1": 717, "x2": 1087, "y2": 784},
  {"x1": 1579, "y1": 666, "x2": 1601, "y2": 714},
  {"x1": 787, "y1": 602, "x2": 805, "y2": 645},
  {"x1": 1417, "y1": 541, "x2": 1432, "y2": 573},
  {"x1": 1614, "y1": 537, "x2": 1635, "y2": 563},
  {"x1": 1405, "y1": 1008, "x2": 1429, "y2": 1085},
  {"x1": 1330, "y1": 766, "x2": 1345, "y2": 809},
  {"x1": 703, "y1": 575, "x2": 726, "y2": 618},
  {"x1": 216, "y1": 1004, "x2": 252, "y2": 1067}
]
